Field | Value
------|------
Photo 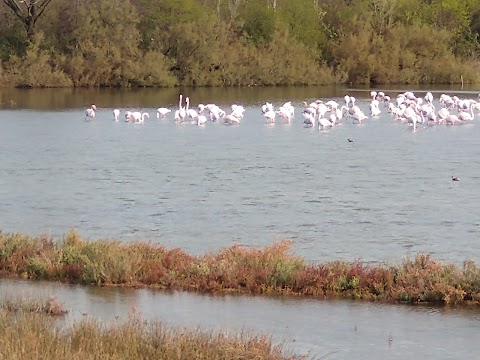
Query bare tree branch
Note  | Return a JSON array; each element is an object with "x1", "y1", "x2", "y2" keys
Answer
[{"x1": 3, "y1": 0, "x2": 55, "y2": 39}]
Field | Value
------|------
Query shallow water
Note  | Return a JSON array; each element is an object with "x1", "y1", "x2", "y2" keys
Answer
[
  {"x1": 1, "y1": 278, "x2": 479, "y2": 359},
  {"x1": 1, "y1": 85, "x2": 480, "y2": 359},
  {"x1": 1, "y1": 86, "x2": 479, "y2": 264}
]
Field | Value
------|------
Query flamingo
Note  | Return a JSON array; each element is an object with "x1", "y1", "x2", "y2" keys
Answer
[
  {"x1": 204, "y1": 104, "x2": 225, "y2": 122},
  {"x1": 318, "y1": 116, "x2": 333, "y2": 129},
  {"x1": 174, "y1": 95, "x2": 186, "y2": 122},
  {"x1": 458, "y1": 103, "x2": 474, "y2": 122},
  {"x1": 223, "y1": 113, "x2": 241, "y2": 125},
  {"x1": 261, "y1": 102, "x2": 274, "y2": 114},
  {"x1": 113, "y1": 109, "x2": 120, "y2": 122},
  {"x1": 126, "y1": 111, "x2": 149, "y2": 123},
  {"x1": 370, "y1": 100, "x2": 381, "y2": 117},
  {"x1": 276, "y1": 105, "x2": 294, "y2": 124},
  {"x1": 156, "y1": 107, "x2": 171, "y2": 119},
  {"x1": 263, "y1": 110, "x2": 276, "y2": 124},
  {"x1": 302, "y1": 112, "x2": 316, "y2": 127},
  {"x1": 231, "y1": 104, "x2": 245, "y2": 119},
  {"x1": 186, "y1": 97, "x2": 199, "y2": 120},
  {"x1": 85, "y1": 105, "x2": 97, "y2": 121},
  {"x1": 197, "y1": 115, "x2": 207, "y2": 126}
]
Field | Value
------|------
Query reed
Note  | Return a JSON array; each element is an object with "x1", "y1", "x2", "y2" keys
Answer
[
  {"x1": 1, "y1": 230, "x2": 480, "y2": 305},
  {"x1": 0, "y1": 297, "x2": 300, "y2": 359},
  {"x1": 1, "y1": 293, "x2": 68, "y2": 316}
]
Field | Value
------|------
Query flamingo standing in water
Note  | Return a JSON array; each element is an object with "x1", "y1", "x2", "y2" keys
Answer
[
  {"x1": 85, "y1": 105, "x2": 97, "y2": 121},
  {"x1": 113, "y1": 109, "x2": 120, "y2": 122},
  {"x1": 156, "y1": 107, "x2": 171, "y2": 119},
  {"x1": 174, "y1": 95, "x2": 186, "y2": 122},
  {"x1": 125, "y1": 111, "x2": 149, "y2": 123}
]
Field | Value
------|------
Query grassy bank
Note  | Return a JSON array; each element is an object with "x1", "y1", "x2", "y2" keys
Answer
[
  {"x1": 0, "y1": 295, "x2": 299, "y2": 360},
  {"x1": 1, "y1": 230, "x2": 479, "y2": 305}
]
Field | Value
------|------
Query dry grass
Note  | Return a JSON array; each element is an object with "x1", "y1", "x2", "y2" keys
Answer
[
  {"x1": 1, "y1": 293, "x2": 68, "y2": 316},
  {"x1": 0, "y1": 298, "x2": 301, "y2": 360},
  {"x1": 1, "y1": 230, "x2": 480, "y2": 305}
]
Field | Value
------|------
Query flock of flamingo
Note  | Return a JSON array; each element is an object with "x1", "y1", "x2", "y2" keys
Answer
[{"x1": 84, "y1": 91, "x2": 480, "y2": 132}]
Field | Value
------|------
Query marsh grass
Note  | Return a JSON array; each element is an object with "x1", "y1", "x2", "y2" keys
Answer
[
  {"x1": 1, "y1": 293, "x2": 68, "y2": 316},
  {"x1": 1, "y1": 230, "x2": 480, "y2": 305},
  {"x1": 0, "y1": 298, "x2": 301, "y2": 360}
]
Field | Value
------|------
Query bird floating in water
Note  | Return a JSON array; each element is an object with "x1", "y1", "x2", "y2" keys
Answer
[
  {"x1": 348, "y1": 138, "x2": 354, "y2": 143},
  {"x1": 452, "y1": 176, "x2": 460, "y2": 182}
]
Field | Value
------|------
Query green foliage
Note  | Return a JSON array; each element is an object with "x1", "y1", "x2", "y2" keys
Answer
[
  {"x1": 331, "y1": 24, "x2": 480, "y2": 85},
  {"x1": 242, "y1": 3, "x2": 275, "y2": 45},
  {"x1": 135, "y1": 0, "x2": 208, "y2": 52},
  {"x1": 66, "y1": 0, "x2": 143, "y2": 87},
  {"x1": 0, "y1": 10, "x2": 28, "y2": 62},
  {"x1": 277, "y1": 0, "x2": 327, "y2": 50},
  {"x1": 0, "y1": 0, "x2": 479, "y2": 87},
  {"x1": 3, "y1": 33, "x2": 72, "y2": 87}
]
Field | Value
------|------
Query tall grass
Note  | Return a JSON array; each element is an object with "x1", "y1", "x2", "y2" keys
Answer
[
  {"x1": 1, "y1": 230, "x2": 480, "y2": 305},
  {"x1": 0, "y1": 295, "x2": 300, "y2": 359}
]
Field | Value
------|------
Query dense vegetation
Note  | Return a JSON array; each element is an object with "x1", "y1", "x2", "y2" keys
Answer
[
  {"x1": 0, "y1": 0, "x2": 479, "y2": 87},
  {"x1": 1, "y1": 230, "x2": 480, "y2": 305},
  {"x1": 0, "y1": 295, "x2": 299, "y2": 359}
]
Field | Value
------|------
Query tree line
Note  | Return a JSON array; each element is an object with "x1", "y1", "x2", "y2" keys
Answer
[{"x1": 0, "y1": 0, "x2": 479, "y2": 88}]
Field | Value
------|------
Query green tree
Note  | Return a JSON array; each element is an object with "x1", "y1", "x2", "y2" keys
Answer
[
  {"x1": 133, "y1": 0, "x2": 207, "y2": 52},
  {"x1": 0, "y1": 7, "x2": 28, "y2": 61},
  {"x1": 276, "y1": 0, "x2": 327, "y2": 53},
  {"x1": 242, "y1": 3, "x2": 275, "y2": 44},
  {"x1": 63, "y1": 0, "x2": 143, "y2": 86}
]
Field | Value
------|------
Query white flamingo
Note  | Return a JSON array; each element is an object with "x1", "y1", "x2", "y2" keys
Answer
[
  {"x1": 318, "y1": 116, "x2": 333, "y2": 129},
  {"x1": 204, "y1": 104, "x2": 225, "y2": 122},
  {"x1": 261, "y1": 102, "x2": 274, "y2": 114},
  {"x1": 156, "y1": 107, "x2": 171, "y2": 119},
  {"x1": 113, "y1": 109, "x2": 120, "y2": 122},
  {"x1": 223, "y1": 113, "x2": 241, "y2": 125},
  {"x1": 85, "y1": 105, "x2": 97, "y2": 121},
  {"x1": 174, "y1": 95, "x2": 186, "y2": 122},
  {"x1": 197, "y1": 115, "x2": 207, "y2": 126},
  {"x1": 186, "y1": 97, "x2": 199, "y2": 120},
  {"x1": 370, "y1": 100, "x2": 381, "y2": 117},
  {"x1": 126, "y1": 111, "x2": 149, "y2": 123},
  {"x1": 263, "y1": 110, "x2": 276, "y2": 124},
  {"x1": 231, "y1": 104, "x2": 245, "y2": 119},
  {"x1": 303, "y1": 112, "x2": 316, "y2": 127},
  {"x1": 458, "y1": 103, "x2": 474, "y2": 122}
]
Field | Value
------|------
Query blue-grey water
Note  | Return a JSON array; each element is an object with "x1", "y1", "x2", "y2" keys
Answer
[
  {"x1": 0, "y1": 86, "x2": 479, "y2": 264},
  {"x1": 1, "y1": 86, "x2": 480, "y2": 359}
]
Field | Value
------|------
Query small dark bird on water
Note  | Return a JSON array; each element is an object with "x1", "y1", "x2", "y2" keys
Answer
[
  {"x1": 348, "y1": 138, "x2": 353, "y2": 143},
  {"x1": 452, "y1": 176, "x2": 460, "y2": 182}
]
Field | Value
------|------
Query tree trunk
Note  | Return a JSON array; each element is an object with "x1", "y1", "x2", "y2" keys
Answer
[{"x1": 3, "y1": 0, "x2": 54, "y2": 41}]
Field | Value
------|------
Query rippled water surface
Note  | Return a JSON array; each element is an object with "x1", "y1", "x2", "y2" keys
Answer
[
  {"x1": 1, "y1": 86, "x2": 480, "y2": 264},
  {"x1": 1, "y1": 86, "x2": 480, "y2": 359}
]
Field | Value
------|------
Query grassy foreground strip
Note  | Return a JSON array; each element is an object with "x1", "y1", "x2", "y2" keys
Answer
[
  {"x1": 1, "y1": 230, "x2": 479, "y2": 305},
  {"x1": 0, "y1": 296, "x2": 299, "y2": 360}
]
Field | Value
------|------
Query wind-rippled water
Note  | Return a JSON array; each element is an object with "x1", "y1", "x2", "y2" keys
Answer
[{"x1": 0, "y1": 86, "x2": 480, "y2": 265}]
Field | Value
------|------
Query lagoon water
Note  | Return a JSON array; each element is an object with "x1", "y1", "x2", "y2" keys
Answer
[
  {"x1": 0, "y1": 86, "x2": 479, "y2": 264},
  {"x1": 1, "y1": 85, "x2": 480, "y2": 358}
]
